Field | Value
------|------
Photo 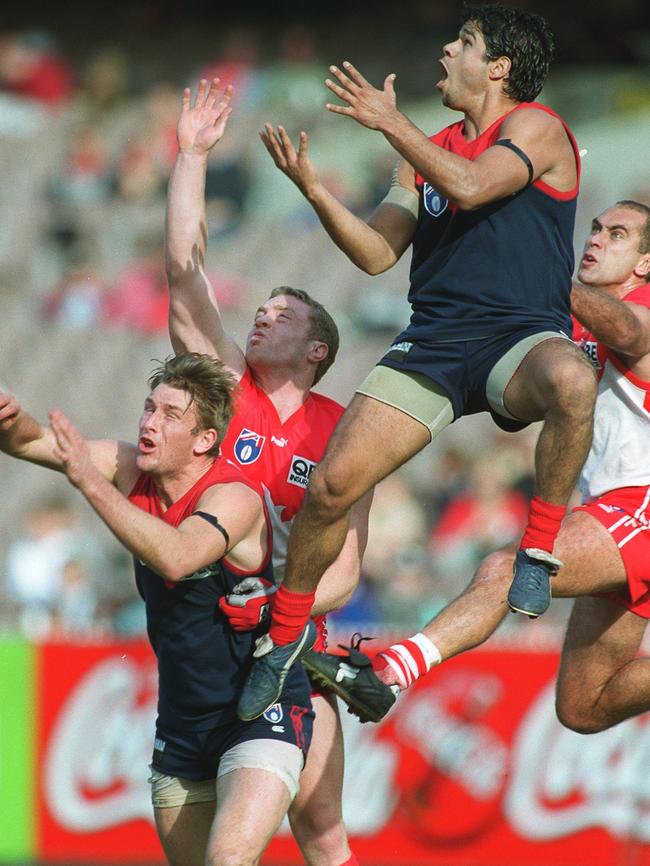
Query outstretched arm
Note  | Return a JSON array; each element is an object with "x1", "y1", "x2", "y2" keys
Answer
[
  {"x1": 572, "y1": 284, "x2": 650, "y2": 360},
  {"x1": 325, "y1": 62, "x2": 576, "y2": 210},
  {"x1": 166, "y1": 79, "x2": 246, "y2": 377},
  {"x1": 49, "y1": 409, "x2": 263, "y2": 581},
  {"x1": 0, "y1": 390, "x2": 121, "y2": 480},
  {"x1": 261, "y1": 124, "x2": 417, "y2": 275}
]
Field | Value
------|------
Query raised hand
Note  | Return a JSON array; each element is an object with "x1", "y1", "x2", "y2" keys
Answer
[
  {"x1": 49, "y1": 409, "x2": 97, "y2": 489},
  {"x1": 325, "y1": 61, "x2": 398, "y2": 131},
  {"x1": 177, "y1": 78, "x2": 233, "y2": 156},
  {"x1": 259, "y1": 124, "x2": 321, "y2": 196}
]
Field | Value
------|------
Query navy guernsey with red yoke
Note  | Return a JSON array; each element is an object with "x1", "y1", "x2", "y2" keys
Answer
[
  {"x1": 129, "y1": 456, "x2": 311, "y2": 734},
  {"x1": 388, "y1": 102, "x2": 580, "y2": 348}
]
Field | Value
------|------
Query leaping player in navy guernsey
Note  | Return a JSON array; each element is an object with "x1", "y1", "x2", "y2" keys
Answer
[
  {"x1": 0, "y1": 354, "x2": 314, "y2": 866},
  {"x1": 239, "y1": 3, "x2": 600, "y2": 721}
]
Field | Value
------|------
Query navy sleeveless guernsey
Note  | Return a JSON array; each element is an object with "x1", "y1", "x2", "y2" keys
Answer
[
  {"x1": 129, "y1": 456, "x2": 310, "y2": 733},
  {"x1": 396, "y1": 102, "x2": 580, "y2": 345}
]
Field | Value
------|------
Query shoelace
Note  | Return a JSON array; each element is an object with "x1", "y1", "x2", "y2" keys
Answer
[
  {"x1": 518, "y1": 559, "x2": 550, "y2": 591},
  {"x1": 338, "y1": 632, "x2": 375, "y2": 653}
]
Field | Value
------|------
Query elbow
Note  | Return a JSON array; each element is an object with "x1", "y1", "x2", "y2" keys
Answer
[
  {"x1": 363, "y1": 261, "x2": 392, "y2": 276},
  {"x1": 156, "y1": 559, "x2": 189, "y2": 583}
]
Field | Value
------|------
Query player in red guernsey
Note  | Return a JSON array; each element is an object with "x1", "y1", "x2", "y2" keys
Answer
[
  {"x1": 0, "y1": 354, "x2": 315, "y2": 866},
  {"x1": 304, "y1": 201, "x2": 650, "y2": 737},
  {"x1": 165, "y1": 80, "x2": 369, "y2": 866}
]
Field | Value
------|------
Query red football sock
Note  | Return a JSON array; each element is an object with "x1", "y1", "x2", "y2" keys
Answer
[
  {"x1": 370, "y1": 633, "x2": 441, "y2": 690},
  {"x1": 269, "y1": 584, "x2": 316, "y2": 646},
  {"x1": 519, "y1": 496, "x2": 566, "y2": 554}
]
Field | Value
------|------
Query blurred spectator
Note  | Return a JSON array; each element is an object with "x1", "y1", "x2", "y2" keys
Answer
[
  {"x1": 376, "y1": 543, "x2": 445, "y2": 629},
  {"x1": 103, "y1": 231, "x2": 168, "y2": 333},
  {"x1": 429, "y1": 451, "x2": 529, "y2": 581},
  {"x1": 42, "y1": 244, "x2": 108, "y2": 329},
  {"x1": 198, "y1": 27, "x2": 263, "y2": 113},
  {"x1": 0, "y1": 29, "x2": 74, "y2": 107},
  {"x1": 50, "y1": 122, "x2": 111, "y2": 207},
  {"x1": 78, "y1": 48, "x2": 130, "y2": 118},
  {"x1": 3, "y1": 497, "x2": 90, "y2": 637},
  {"x1": 264, "y1": 25, "x2": 324, "y2": 121}
]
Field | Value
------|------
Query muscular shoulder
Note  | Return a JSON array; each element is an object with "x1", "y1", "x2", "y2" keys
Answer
[{"x1": 500, "y1": 105, "x2": 565, "y2": 140}]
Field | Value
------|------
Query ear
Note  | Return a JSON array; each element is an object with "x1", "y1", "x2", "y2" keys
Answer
[
  {"x1": 636, "y1": 253, "x2": 650, "y2": 281},
  {"x1": 194, "y1": 428, "x2": 219, "y2": 456},
  {"x1": 307, "y1": 341, "x2": 328, "y2": 365},
  {"x1": 488, "y1": 54, "x2": 511, "y2": 86}
]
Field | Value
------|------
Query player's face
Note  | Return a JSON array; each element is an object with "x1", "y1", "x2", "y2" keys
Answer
[
  {"x1": 437, "y1": 23, "x2": 490, "y2": 109},
  {"x1": 136, "y1": 384, "x2": 202, "y2": 474},
  {"x1": 245, "y1": 294, "x2": 315, "y2": 371},
  {"x1": 578, "y1": 206, "x2": 649, "y2": 289}
]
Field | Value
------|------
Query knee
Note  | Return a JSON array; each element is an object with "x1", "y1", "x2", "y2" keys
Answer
[
  {"x1": 289, "y1": 800, "x2": 344, "y2": 840},
  {"x1": 305, "y1": 463, "x2": 356, "y2": 517},
  {"x1": 544, "y1": 354, "x2": 597, "y2": 418},
  {"x1": 289, "y1": 808, "x2": 348, "y2": 861},
  {"x1": 471, "y1": 549, "x2": 515, "y2": 592},
  {"x1": 555, "y1": 692, "x2": 605, "y2": 735}
]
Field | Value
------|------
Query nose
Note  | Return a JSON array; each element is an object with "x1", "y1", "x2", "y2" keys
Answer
[
  {"x1": 443, "y1": 39, "x2": 458, "y2": 57},
  {"x1": 142, "y1": 409, "x2": 160, "y2": 431}
]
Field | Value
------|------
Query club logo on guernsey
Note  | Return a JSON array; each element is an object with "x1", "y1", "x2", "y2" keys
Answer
[
  {"x1": 288, "y1": 455, "x2": 317, "y2": 488},
  {"x1": 423, "y1": 182, "x2": 448, "y2": 218},
  {"x1": 234, "y1": 428, "x2": 266, "y2": 464},
  {"x1": 263, "y1": 704, "x2": 284, "y2": 724}
]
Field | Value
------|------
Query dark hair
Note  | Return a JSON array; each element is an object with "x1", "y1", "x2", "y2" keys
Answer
[
  {"x1": 616, "y1": 201, "x2": 650, "y2": 268},
  {"x1": 148, "y1": 353, "x2": 235, "y2": 455},
  {"x1": 461, "y1": 4, "x2": 555, "y2": 103},
  {"x1": 269, "y1": 286, "x2": 340, "y2": 384}
]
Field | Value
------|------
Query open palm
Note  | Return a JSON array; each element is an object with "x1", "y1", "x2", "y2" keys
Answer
[{"x1": 177, "y1": 78, "x2": 233, "y2": 155}]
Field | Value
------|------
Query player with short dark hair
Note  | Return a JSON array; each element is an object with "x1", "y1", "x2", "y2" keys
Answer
[
  {"x1": 301, "y1": 200, "x2": 650, "y2": 735},
  {"x1": 0, "y1": 351, "x2": 315, "y2": 866},
  {"x1": 241, "y1": 2, "x2": 597, "y2": 720}
]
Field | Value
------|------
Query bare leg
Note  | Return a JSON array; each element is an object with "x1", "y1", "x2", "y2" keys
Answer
[
  {"x1": 289, "y1": 693, "x2": 350, "y2": 866},
  {"x1": 154, "y1": 801, "x2": 215, "y2": 866},
  {"x1": 557, "y1": 597, "x2": 649, "y2": 733},
  {"x1": 413, "y1": 511, "x2": 630, "y2": 665},
  {"x1": 284, "y1": 393, "x2": 432, "y2": 593},
  {"x1": 207, "y1": 767, "x2": 293, "y2": 866},
  {"x1": 503, "y1": 338, "x2": 597, "y2": 503}
]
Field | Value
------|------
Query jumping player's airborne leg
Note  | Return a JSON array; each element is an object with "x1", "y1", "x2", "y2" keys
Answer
[
  {"x1": 501, "y1": 338, "x2": 597, "y2": 617},
  {"x1": 237, "y1": 393, "x2": 434, "y2": 721}
]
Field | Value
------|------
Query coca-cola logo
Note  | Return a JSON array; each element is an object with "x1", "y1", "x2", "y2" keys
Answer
[
  {"x1": 44, "y1": 655, "x2": 157, "y2": 831},
  {"x1": 506, "y1": 681, "x2": 650, "y2": 840}
]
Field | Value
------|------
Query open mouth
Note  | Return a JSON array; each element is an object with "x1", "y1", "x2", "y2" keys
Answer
[
  {"x1": 139, "y1": 436, "x2": 156, "y2": 453},
  {"x1": 581, "y1": 253, "x2": 597, "y2": 265},
  {"x1": 436, "y1": 59, "x2": 448, "y2": 87}
]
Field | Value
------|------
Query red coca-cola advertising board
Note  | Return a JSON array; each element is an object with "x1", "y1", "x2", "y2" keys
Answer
[{"x1": 25, "y1": 639, "x2": 650, "y2": 863}]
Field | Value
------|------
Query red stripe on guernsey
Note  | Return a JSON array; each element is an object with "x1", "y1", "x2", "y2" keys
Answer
[
  {"x1": 289, "y1": 704, "x2": 309, "y2": 752},
  {"x1": 415, "y1": 102, "x2": 580, "y2": 201},
  {"x1": 606, "y1": 345, "x2": 650, "y2": 396}
]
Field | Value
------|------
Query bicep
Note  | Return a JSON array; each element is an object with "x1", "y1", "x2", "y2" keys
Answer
[{"x1": 183, "y1": 484, "x2": 262, "y2": 554}]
